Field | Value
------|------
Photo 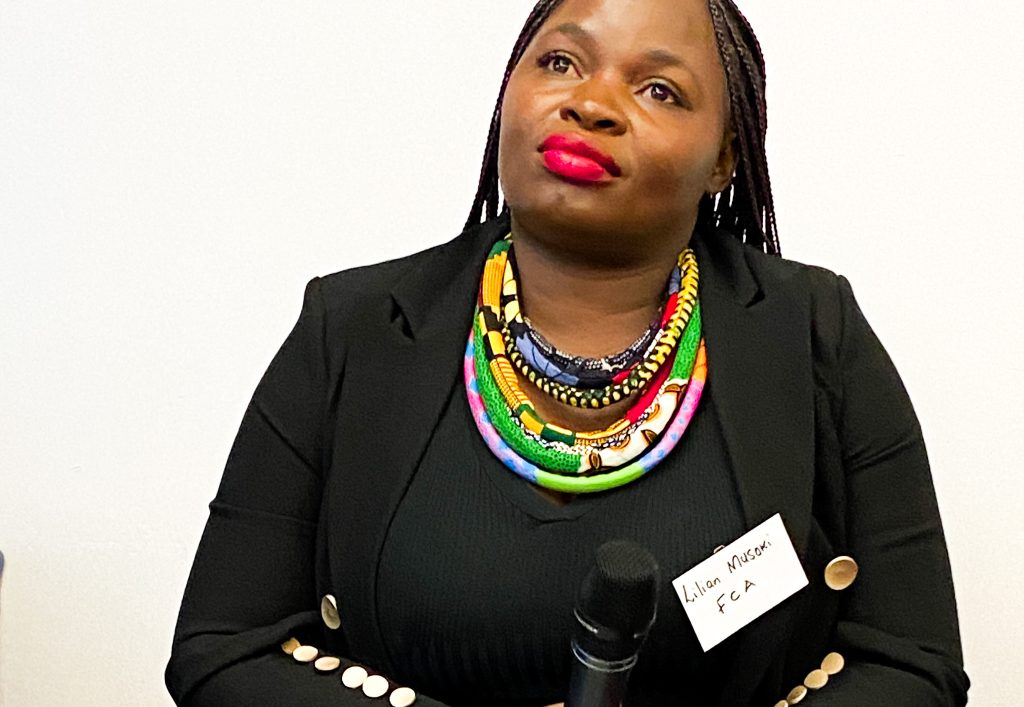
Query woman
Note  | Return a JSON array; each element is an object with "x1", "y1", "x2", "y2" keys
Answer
[{"x1": 166, "y1": 0, "x2": 969, "y2": 704}]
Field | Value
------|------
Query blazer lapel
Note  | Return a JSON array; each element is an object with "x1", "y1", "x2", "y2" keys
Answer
[
  {"x1": 693, "y1": 230, "x2": 816, "y2": 704},
  {"x1": 326, "y1": 215, "x2": 508, "y2": 670}
]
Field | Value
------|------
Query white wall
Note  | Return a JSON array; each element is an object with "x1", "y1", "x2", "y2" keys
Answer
[{"x1": 1, "y1": 1, "x2": 1020, "y2": 704}]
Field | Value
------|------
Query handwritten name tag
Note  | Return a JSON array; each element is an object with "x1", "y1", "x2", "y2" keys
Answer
[{"x1": 672, "y1": 513, "x2": 808, "y2": 652}]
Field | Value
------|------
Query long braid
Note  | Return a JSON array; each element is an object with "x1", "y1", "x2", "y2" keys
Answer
[
  {"x1": 730, "y1": 5, "x2": 779, "y2": 250},
  {"x1": 724, "y1": 7, "x2": 772, "y2": 235},
  {"x1": 706, "y1": 0, "x2": 779, "y2": 253},
  {"x1": 719, "y1": 8, "x2": 764, "y2": 242},
  {"x1": 465, "y1": 0, "x2": 566, "y2": 230},
  {"x1": 467, "y1": 0, "x2": 780, "y2": 256},
  {"x1": 706, "y1": 1, "x2": 750, "y2": 238}
]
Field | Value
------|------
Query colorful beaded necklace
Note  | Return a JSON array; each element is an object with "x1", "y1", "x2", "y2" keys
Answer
[
  {"x1": 464, "y1": 235, "x2": 708, "y2": 494},
  {"x1": 497, "y1": 242, "x2": 700, "y2": 409},
  {"x1": 502, "y1": 247, "x2": 667, "y2": 390}
]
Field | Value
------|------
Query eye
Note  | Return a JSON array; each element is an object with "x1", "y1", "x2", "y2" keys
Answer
[
  {"x1": 538, "y1": 51, "x2": 578, "y2": 76},
  {"x1": 643, "y1": 82, "x2": 685, "y2": 107}
]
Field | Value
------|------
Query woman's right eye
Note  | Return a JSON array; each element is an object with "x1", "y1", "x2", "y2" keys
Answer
[{"x1": 538, "y1": 52, "x2": 576, "y2": 75}]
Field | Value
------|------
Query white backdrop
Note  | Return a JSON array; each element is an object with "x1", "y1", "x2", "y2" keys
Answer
[{"x1": 1, "y1": 1, "x2": 1021, "y2": 705}]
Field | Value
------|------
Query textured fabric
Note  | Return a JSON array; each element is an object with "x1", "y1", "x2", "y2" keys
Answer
[
  {"x1": 503, "y1": 248, "x2": 675, "y2": 390},
  {"x1": 468, "y1": 329, "x2": 709, "y2": 492},
  {"x1": 377, "y1": 379, "x2": 746, "y2": 706},
  {"x1": 474, "y1": 236, "x2": 705, "y2": 476},
  {"x1": 488, "y1": 239, "x2": 699, "y2": 409},
  {"x1": 473, "y1": 304, "x2": 704, "y2": 475}
]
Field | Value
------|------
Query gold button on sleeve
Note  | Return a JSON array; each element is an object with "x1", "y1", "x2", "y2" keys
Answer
[
  {"x1": 821, "y1": 651, "x2": 846, "y2": 675},
  {"x1": 786, "y1": 685, "x2": 808, "y2": 704},
  {"x1": 804, "y1": 669, "x2": 829, "y2": 690},
  {"x1": 774, "y1": 701, "x2": 789, "y2": 707},
  {"x1": 292, "y1": 645, "x2": 319, "y2": 663},
  {"x1": 280, "y1": 637, "x2": 301, "y2": 655},
  {"x1": 363, "y1": 674, "x2": 390, "y2": 699},
  {"x1": 824, "y1": 556, "x2": 859, "y2": 591},
  {"x1": 314, "y1": 656, "x2": 341, "y2": 673},
  {"x1": 342, "y1": 665, "x2": 368, "y2": 689},
  {"x1": 390, "y1": 686, "x2": 418, "y2": 707},
  {"x1": 321, "y1": 594, "x2": 342, "y2": 630}
]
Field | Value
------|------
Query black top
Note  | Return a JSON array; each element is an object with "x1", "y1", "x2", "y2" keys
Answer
[
  {"x1": 378, "y1": 380, "x2": 744, "y2": 706},
  {"x1": 165, "y1": 216, "x2": 968, "y2": 706}
]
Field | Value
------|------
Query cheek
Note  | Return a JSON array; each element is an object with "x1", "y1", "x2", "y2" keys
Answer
[
  {"x1": 498, "y1": 63, "x2": 569, "y2": 170},
  {"x1": 635, "y1": 126, "x2": 724, "y2": 198},
  {"x1": 497, "y1": 81, "x2": 544, "y2": 198}
]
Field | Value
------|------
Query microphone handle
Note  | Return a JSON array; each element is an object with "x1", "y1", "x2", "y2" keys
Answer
[{"x1": 565, "y1": 641, "x2": 637, "y2": 707}]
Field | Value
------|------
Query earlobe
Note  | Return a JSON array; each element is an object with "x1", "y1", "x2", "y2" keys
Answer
[{"x1": 707, "y1": 128, "x2": 737, "y2": 195}]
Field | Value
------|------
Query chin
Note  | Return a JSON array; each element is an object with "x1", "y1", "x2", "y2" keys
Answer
[
  {"x1": 510, "y1": 199, "x2": 630, "y2": 244},
  {"x1": 511, "y1": 180, "x2": 615, "y2": 220}
]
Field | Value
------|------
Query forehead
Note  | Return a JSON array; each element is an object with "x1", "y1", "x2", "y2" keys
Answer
[{"x1": 538, "y1": 0, "x2": 719, "y2": 63}]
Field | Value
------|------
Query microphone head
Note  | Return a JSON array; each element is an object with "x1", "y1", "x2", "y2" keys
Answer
[{"x1": 574, "y1": 540, "x2": 660, "y2": 660}]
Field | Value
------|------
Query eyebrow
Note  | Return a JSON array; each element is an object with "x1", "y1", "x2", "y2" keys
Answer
[
  {"x1": 544, "y1": 22, "x2": 695, "y2": 77},
  {"x1": 641, "y1": 48, "x2": 692, "y2": 74},
  {"x1": 548, "y1": 22, "x2": 594, "y2": 45}
]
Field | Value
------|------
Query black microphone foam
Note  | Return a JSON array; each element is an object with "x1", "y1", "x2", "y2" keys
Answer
[{"x1": 575, "y1": 540, "x2": 661, "y2": 662}]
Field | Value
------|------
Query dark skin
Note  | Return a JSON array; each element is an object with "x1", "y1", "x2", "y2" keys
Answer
[{"x1": 496, "y1": 0, "x2": 736, "y2": 517}]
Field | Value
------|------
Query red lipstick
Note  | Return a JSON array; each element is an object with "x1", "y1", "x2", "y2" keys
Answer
[{"x1": 539, "y1": 134, "x2": 621, "y2": 184}]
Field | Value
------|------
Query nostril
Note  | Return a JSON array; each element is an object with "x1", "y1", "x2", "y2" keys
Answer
[{"x1": 561, "y1": 107, "x2": 582, "y2": 123}]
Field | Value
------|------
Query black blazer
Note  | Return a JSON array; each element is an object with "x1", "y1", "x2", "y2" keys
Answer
[{"x1": 166, "y1": 214, "x2": 969, "y2": 706}]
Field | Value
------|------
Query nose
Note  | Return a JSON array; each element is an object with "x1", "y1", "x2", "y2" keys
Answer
[{"x1": 559, "y1": 77, "x2": 628, "y2": 135}]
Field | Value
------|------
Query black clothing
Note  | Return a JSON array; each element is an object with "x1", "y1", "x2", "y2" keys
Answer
[
  {"x1": 378, "y1": 380, "x2": 744, "y2": 706},
  {"x1": 166, "y1": 214, "x2": 969, "y2": 706}
]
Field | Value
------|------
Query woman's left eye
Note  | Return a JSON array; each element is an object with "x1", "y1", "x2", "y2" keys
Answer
[{"x1": 643, "y1": 82, "x2": 683, "y2": 106}]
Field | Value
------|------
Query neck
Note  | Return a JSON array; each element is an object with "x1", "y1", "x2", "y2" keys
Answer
[{"x1": 508, "y1": 213, "x2": 695, "y2": 359}]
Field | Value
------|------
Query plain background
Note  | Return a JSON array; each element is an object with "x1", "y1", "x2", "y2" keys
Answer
[{"x1": 1, "y1": 1, "x2": 1021, "y2": 705}]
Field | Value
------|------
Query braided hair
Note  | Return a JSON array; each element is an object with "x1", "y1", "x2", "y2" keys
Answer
[{"x1": 464, "y1": 0, "x2": 780, "y2": 255}]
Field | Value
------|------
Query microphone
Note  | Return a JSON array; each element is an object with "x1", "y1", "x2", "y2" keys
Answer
[{"x1": 566, "y1": 540, "x2": 660, "y2": 707}]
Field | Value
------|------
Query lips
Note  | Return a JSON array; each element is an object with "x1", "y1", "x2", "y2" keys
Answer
[{"x1": 539, "y1": 133, "x2": 621, "y2": 184}]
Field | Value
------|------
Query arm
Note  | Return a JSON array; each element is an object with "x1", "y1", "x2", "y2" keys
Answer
[
  {"x1": 165, "y1": 278, "x2": 447, "y2": 706},
  {"x1": 804, "y1": 275, "x2": 969, "y2": 705}
]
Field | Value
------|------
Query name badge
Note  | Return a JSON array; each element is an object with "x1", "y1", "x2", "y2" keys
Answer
[{"x1": 672, "y1": 513, "x2": 808, "y2": 652}]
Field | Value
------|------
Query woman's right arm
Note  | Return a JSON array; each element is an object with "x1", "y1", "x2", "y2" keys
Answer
[{"x1": 165, "y1": 277, "x2": 446, "y2": 706}]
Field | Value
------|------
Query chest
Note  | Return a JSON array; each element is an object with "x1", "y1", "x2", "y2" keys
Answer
[
  {"x1": 374, "y1": 383, "x2": 746, "y2": 704},
  {"x1": 315, "y1": 267, "x2": 848, "y2": 705}
]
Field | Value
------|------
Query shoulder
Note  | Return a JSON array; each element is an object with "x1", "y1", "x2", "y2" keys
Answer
[
  {"x1": 746, "y1": 241, "x2": 844, "y2": 302},
  {"x1": 314, "y1": 236, "x2": 462, "y2": 312},
  {"x1": 729, "y1": 236, "x2": 856, "y2": 366},
  {"x1": 307, "y1": 220, "x2": 487, "y2": 328},
  {"x1": 298, "y1": 219, "x2": 495, "y2": 358},
  {"x1": 703, "y1": 228, "x2": 850, "y2": 328}
]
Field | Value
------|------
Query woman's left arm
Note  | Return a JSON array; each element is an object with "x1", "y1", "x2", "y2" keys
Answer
[{"x1": 801, "y1": 275, "x2": 969, "y2": 706}]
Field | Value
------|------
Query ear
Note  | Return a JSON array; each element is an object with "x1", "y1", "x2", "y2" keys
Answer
[{"x1": 706, "y1": 126, "x2": 737, "y2": 195}]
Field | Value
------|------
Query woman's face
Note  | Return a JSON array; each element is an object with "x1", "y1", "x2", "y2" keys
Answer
[{"x1": 498, "y1": 0, "x2": 734, "y2": 255}]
